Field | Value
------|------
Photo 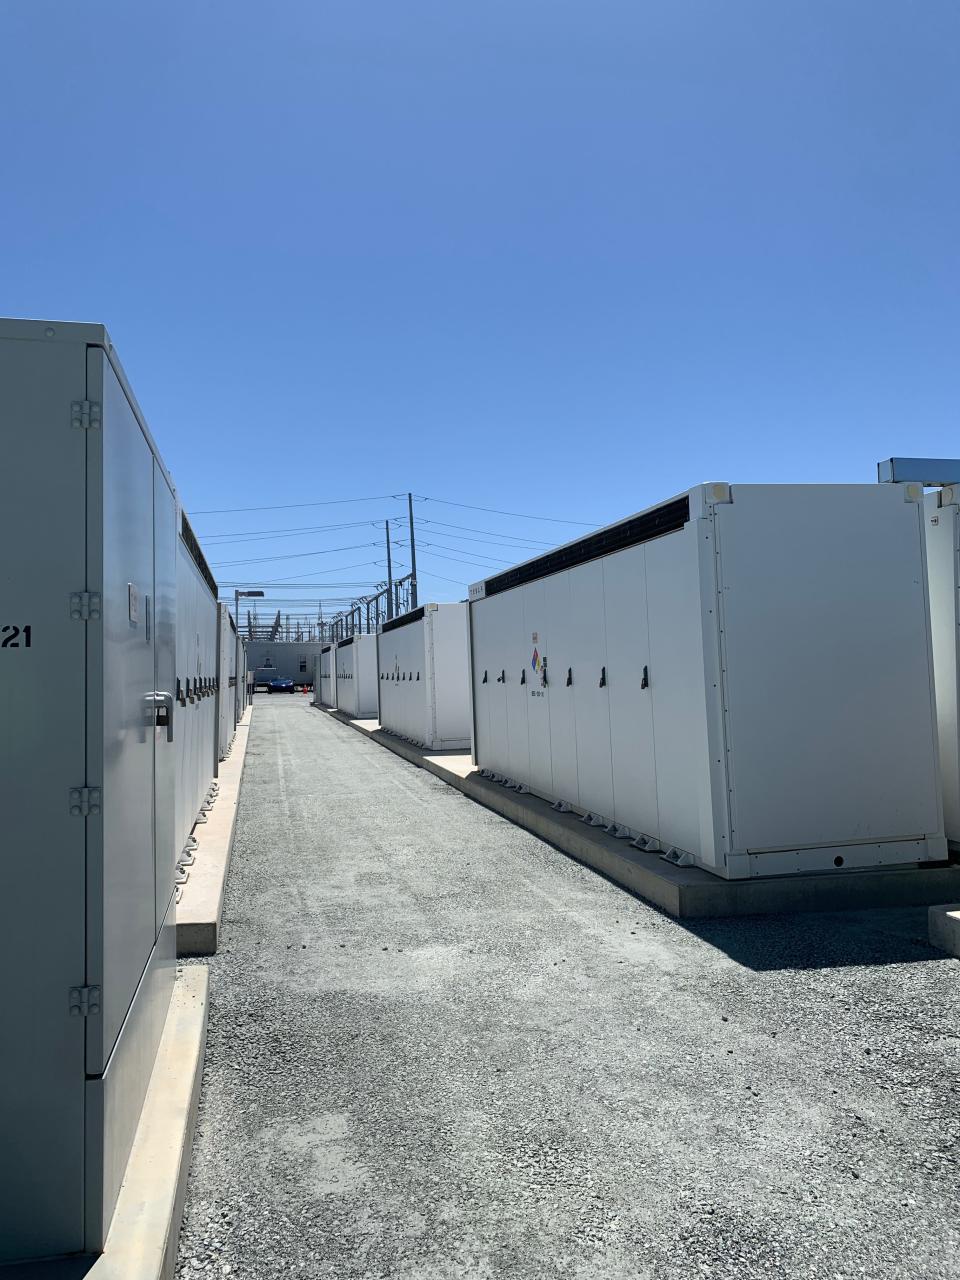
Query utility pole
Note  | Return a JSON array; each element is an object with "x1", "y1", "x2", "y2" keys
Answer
[
  {"x1": 407, "y1": 492, "x2": 418, "y2": 610},
  {"x1": 385, "y1": 520, "x2": 394, "y2": 620}
]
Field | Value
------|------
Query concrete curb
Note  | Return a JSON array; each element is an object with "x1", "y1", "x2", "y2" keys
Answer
[
  {"x1": 929, "y1": 904, "x2": 960, "y2": 957},
  {"x1": 89, "y1": 965, "x2": 209, "y2": 1280},
  {"x1": 177, "y1": 708, "x2": 252, "y2": 956},
  {"x1": 321, "y1": 707, "x2": 960, "y2": 919}
]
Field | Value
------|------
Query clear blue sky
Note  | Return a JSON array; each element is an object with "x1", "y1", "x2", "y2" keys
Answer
[{"x1": 3, "y1": 1, "x2": 958, "y2": 616}]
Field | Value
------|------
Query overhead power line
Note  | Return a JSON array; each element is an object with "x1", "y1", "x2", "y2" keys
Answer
[
  {"x1": 417, "y1": 517, "x2": 554, "y2": 547},
  {"x1": 192, "y1": 491, "x2": 595, "y2": 526},
  {"x1": 413, "y1": 529, "x2": 545, "y2": 554},
  {"x1": 210, "y1": 541, "x2": 379, "y2": 568},
  {"x1": 191, "y1": 494, "x2": 401, "y2": 516},
  {"x1": 416, "y1": 571, "x2": 469, "y2": 588},
  {"x1": 404, "y1": 545, "x2": 510, "y2": 571},
  {"x1": 202, "y1": 519, "x2": 385, "y2": 544},
  {"x1": 418, "y1": 495, "x2": 595, "y2": 526}
]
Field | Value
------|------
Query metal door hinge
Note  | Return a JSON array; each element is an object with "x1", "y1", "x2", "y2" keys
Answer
[
  {"x1": 69, "y1": 591, "x2": 102, "y2": 621},
  {"x1": 69, "y1": 786, "x2": 101, "y2": 817},
  {"x1": 68, "y1": 985, "x2": 101, "y2": 1017},
  {"x1": 71, "y1": 400, "x2": 102, "y2": 430}
]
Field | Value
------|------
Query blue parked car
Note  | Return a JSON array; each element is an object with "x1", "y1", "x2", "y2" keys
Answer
[
  {"x1": 266, "y1": 676, "x2": 295, "y2": 694},
  {"x1": 255, "y1": 668, "x2": 295, "y2": 693}
]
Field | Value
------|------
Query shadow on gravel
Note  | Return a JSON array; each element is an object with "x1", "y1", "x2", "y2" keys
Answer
[{"x1": 682, "y1": 907, "x2": 945, "y2": 972}]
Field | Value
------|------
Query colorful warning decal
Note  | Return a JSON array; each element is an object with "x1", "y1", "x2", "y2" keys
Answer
[{"x1": 531, "y1": 647, "x2": 541, "y2": 673}]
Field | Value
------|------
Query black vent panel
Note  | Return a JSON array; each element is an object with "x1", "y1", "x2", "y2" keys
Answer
[
  {"x1": 481, "y1": 497, "x2": 689, "y2": 597},
  {"x1": 380, "y1": 606, "x2": 426, "y2": 635},
  {"x1": 181, "y1": 512, "x2": 218, "y2": 599}
]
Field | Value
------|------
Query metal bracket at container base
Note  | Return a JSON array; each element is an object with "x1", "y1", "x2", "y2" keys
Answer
[
  {"x1": 68, "y1": 985, "x2": 101, "y2": 1017},
  {"x1": 512, "y1": 783, "x2": 530, "y2": 794},
  {"x1": 581, "y1": 812, "x2": 608, "y2": 828},
  {"x1": 605, "y1": 823, "x2": 633, "y2": 840},
  {"x1": 552, "y1": 800, "x2": 574, "y2": 814},
  {"x1": 660, "y1": 846, "x2": 696, "y2": 867},
  {"x1": 178, "y1": 847, "x2": 195, "y2": 868},
  {"x1": 175, "y1": 885, "x2": 183, "y2": 905},
  {"x1": 71, "y1": 399, "x2": 101, "y2": 430},
  {"x1": 175, "y1": 865, "x2": 189, "y2": 885},
  {"x1": 631, "y1": 833, "x2": 661, "y2": 852},
  {"x1": 69, "y1": 786, "x2": 101, "y2": 817}
]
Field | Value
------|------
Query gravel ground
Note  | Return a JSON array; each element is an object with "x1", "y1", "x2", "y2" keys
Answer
[{"x1": 177, "y1": 696, "x2": 960, "y2": 1280}]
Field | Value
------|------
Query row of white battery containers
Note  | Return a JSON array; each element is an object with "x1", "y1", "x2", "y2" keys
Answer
[
  {"x1": 315, "y1": 644, "x2": 337, "y2": 708},
  {"x1": 335, "y1": 633, "x2": 379, "y2": 718},
  {"x1": 217, "y1": 604, "x2": 240, "y2": 760},
  {"x1": 376, "y1": 603, "x2": 473, "y2": 750},
  {"x1": 468, "y1": 483, "x2": 947, "y2": 881},
  {"x1": 175, "y1": 526, "x2": 219, "y2": 862},
  {"x1": 0, "y1": 319, "x2": 234, "y2": 1267}
]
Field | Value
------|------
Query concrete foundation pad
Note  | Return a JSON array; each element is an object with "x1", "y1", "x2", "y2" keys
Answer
[
  {"x1": 1, "y1": 970, "x2": 208, "y2": 1280},
  {"x1": 177, "y1": 709, "x2": 251, "y2": 956},
  {"x1": 324, "y1": 708, "x2": 960, "y2": 919},
  {"x1": 929, "y1": 904, "x2": 960, "y2": 957}
]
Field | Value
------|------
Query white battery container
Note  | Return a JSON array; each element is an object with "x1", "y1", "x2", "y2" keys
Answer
[
  {"x1": 317, "y1": 643, "x2": 337, "y2": 708},
  {"x1": 377, "y1": 603, "x2": 472, "y2": 750},
  {"x1": 923, "y1": 485, "x2": 960, "y2": 845},
  {"x1": 175, "y1": 525, "x2": 218, "y2": 860},
  {"x1": 0, "y1": 319, "x2": 210, "y2": 1263},
  {"x1": 335, "y1": 633, "x2": 378, "y2": 718},
  {"x1": 216, "y1": 603, "x2": 238, "y2": 762},
  {"x1": 468, "y1": 483, "x2": 946, "y2": 880},
  {"x1": 313, "y1": 654, "x2": 324, "y2": 706}
]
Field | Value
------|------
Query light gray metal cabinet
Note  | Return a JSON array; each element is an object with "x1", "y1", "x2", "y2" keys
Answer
[
  {"x1": 567, "y1": 561, "x2": 613, "y2": 821},
  {"x1": 313, "y1": 654, "x2": 324, "y2": 706},
  {"x1": 522, "y1": 579, "x2": 553, "y2": 799},
  {"x1": 216, "y1": 603, "x2": 238, "y2": 762},
  {"x1": 481, "y1": 592, "x2": 510, "y2": 777},
  {"x1": 469, "y1": 483, "x2": 946, "y2": 880},
  {"x1": 925, "y1": 489, "x2": 960, "y2": 843},
  {"x1": 154, "y1": 467, "x2": 178, "y2": 928},
  {"x1": 643, "y1": 514, "x2": 715, "y2": 862},
  {"x1": 90, "y1": 354, "x2": 160, "y2": 1075},
  {"x1": 174, "y1": 532, "x2": 218, "y2": 862},
  {"x1": 0, "y1": 320, "x2": 177, "y2": 1263},
  {"x1": 542, "y1": 571, "x2": 579, "y2": 807},
  {"x1": 602, "y1": 545, "x2": 658, "y2": 839},
  {"x1": 318, "y1": 644, "x2": 337, "y2": 707},
  {"x1": 377, "y1": 605, "x2": 472, "y2": 750},
  {"x1": 469, "y1": 601, "x2": 492, "y2": 769},
  {"x1": 335, "y1": 633, "x2": 378, "y2": 718},
  {"x1": 1, "y1": 325, "x2": 89, "y2": 1262}
]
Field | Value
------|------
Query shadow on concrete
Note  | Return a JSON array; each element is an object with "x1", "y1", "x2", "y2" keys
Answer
[
  {"x1": 681, "y1": 906, "x2": 944, "y2": 972},
  {"x1": 0, "y1": 1259, "x2": 95, "y2": 1278}
]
